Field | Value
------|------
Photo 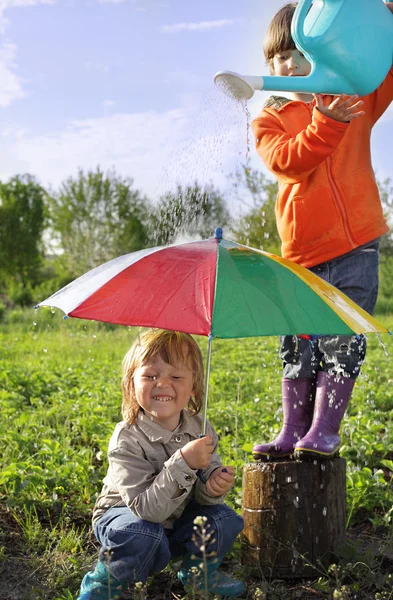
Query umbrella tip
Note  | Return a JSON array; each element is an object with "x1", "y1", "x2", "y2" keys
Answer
[{"x1": 214, "y1": 227, "x2": 223, "y2": 240}]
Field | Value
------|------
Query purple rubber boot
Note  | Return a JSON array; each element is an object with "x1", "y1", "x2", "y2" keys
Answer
[
  {"x1": 294, "y1": 371, "x2": 355, "y2": 459},
  {"x1": 252, "y1": 378, "x2": 315, "y2": 460}
]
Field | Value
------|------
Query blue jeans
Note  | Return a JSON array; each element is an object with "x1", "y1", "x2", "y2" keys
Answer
[
  {"x1": 93, "y1": 502, "x2": 244, "y2": 584},
  {"x1": 281, "y1": 244, "x2": 379, "y2": 379}
]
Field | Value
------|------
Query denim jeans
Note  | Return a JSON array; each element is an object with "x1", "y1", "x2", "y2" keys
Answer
[
  {"x1": 93, "y1": 502, "x2": 244, "y2": 584},
  {"x1": 281, "y1": 244, "x2": 379, "y2": 379}
]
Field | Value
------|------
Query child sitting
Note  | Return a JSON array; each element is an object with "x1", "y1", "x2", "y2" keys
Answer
[{"x1": 77, "y1": 328, "x2": 245, "y2": 599}]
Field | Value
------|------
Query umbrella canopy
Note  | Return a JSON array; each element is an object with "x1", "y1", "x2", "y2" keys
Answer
[
  {"x1": 38, "y1": 230, "x2": 389, "y2": 439},
  {"x1": 38, "y1": 230, "x2": 388, "y2": 338}
]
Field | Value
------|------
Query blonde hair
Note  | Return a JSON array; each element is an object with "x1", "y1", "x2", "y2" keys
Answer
[
  {"x1": 121, "y1": 329, "x2": 204, "y2": 424},
  {"x1": 263, "y1": 3, "x2": 298, "y2": 73}
]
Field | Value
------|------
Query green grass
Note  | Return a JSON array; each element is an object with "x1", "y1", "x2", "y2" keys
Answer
[{"x1": 0, "y1": 308, "x2": 393, "y2": 599}]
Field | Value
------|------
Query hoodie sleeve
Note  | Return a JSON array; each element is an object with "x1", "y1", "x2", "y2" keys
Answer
[
  {"x1": 251, "y1": 106, "x2": 349, "y2": 183},
  {"x1": 365, "y1": 66, "x2": 393, "y2": 125}
]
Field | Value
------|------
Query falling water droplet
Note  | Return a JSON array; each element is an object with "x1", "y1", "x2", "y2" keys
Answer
[{"x1": 376, "y1": 333, "x2": 389, "y2": 356}]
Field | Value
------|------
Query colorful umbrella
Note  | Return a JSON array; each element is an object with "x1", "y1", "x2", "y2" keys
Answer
[{"x1": 37, "y1": 228, "x2": 389, "y2": 435}]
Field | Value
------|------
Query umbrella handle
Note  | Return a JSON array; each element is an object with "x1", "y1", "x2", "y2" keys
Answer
[
  {"x1": 197, "y1": 433, "x2": 207, "y2": 483},
  {"x1": 197, "y1": 469, "x2": 207, "y2": 483},
  {"x1": 197, "y1": 451, "x2": 227, "y2": 486}
]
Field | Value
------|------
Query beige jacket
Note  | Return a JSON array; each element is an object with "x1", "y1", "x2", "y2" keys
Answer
[{"x1": 92, "y1": 410, "x2": 225, "y2": 529}]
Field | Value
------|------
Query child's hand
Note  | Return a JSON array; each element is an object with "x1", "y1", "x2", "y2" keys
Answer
[
  {"x1": 313, "y1": 94, "x2": 365, "y2": 123},
  {"x1": 206, "y1": 466, "x2": 234, "y2": 497},
  {"x1": 180, "y1": 436, "x2": 214, "y2": 470}
]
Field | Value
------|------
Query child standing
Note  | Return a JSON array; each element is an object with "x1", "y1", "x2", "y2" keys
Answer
[
  {"x1": 77, "y1": 329, "x2": 245, "y2": 599},
  {"x1": 252, "y1": 2, "x2": 393, "y2": 460}
]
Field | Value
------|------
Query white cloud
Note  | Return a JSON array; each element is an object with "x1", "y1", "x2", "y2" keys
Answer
[
  {"x1": 162, "y1": 19, "x2": 236, "y2": 34},
  {"x1": 0, "y1": 0, "x2": 55, "y2": 34},
  {"x1": 0, "y1": 0, "x2": 56, "y2": 106},
  {"x1": 0, "y1": 0, "x2": 55, "y2": 8},
  {"x1": 96, "y1": 0, "x2": 133, "y2": 4},
  {"x1": 0, "y1": 42, "x2": 25, "y2": 106},
  {"x1": 0, "y1": 95, "x2": 248, "y2": 207},
  {"x1": 95, "y1": 0, "x2": 147, "y2": 7},
  {"x1": 0, "y1": 10, "x2": 9, "y2": 33},
  {"x1": 0, "y1": 109, "x2": 189, "y2": 194}
]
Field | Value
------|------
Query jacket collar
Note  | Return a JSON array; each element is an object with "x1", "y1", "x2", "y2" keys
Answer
[
  {"x1": 136, "y1": 409, "x2": 201, "y2": 443},
  {"x1": 264, "y1": 95, "x2": 293, "y2": 110}
]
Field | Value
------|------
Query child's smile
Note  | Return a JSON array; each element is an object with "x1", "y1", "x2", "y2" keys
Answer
[{"x1": 133, "y1": 353, "x2": 195, "y2": 431}]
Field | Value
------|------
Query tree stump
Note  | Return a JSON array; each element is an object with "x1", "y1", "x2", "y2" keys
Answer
[{"x1": 240, "y1": 458, "x2": 346, "y2": 578}]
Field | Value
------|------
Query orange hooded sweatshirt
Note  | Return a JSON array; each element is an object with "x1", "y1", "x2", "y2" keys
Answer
[{"x1": 251, "y1": 67, "x2": 392, "y2": 268}]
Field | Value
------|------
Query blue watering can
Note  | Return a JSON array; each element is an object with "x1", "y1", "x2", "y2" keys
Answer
[{"x1": 214, "y1": 0, "x2": 393, "y2": 100}]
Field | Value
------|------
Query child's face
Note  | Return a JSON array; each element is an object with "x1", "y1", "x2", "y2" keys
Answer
[
  {"x1": 272, "y1": 48, "x2": 311, "y2": 77},
  {"x1": 132, "y1": 352, "x2": 196, "y2": 431}
]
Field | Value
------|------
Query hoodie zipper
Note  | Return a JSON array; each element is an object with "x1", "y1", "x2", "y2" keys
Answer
[
  {"x1": 325, "y1": 155, "x2": 357, "y2": 248},
  {"x1": 307, "y1": 98, "x2": 357, "y2": 249},
  {"x1": 286, "y1": 99, "x2": 357, "y2": 249}
]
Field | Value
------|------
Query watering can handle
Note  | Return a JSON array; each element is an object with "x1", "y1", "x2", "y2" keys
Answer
[{"x1": 291, "y1": 0, "x2": 314, "y2": 51}]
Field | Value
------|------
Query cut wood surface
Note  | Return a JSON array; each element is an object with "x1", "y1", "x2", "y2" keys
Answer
[{"x1": 241, "y1": 458, "x2": 346, "y2": 578}]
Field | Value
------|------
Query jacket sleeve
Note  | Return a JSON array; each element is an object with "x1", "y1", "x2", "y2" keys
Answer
[
  {"x1": 108, "y1": 444, "x2": 197, "y2": 523},
  {"x1": 366, "y1": 66, "x2": 393, "y2": 125},
  {"x1": 194, "y1": 421, "x2": 226, "y2": 506},
  {"x1": 251, "y1": 107, "x2": 348, "y2": 184}
]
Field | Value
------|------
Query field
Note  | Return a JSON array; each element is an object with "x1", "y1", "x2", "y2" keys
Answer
[{"x1": 1, "y1": 309, "x2": 393, "y2": 600}]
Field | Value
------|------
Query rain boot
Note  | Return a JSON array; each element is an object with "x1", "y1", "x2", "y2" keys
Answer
[
  {"x1": 177, "y1": 553, "x2": 245, "y2": 597},
  {"x1": 252, "y1": 378, "x2": 315, "y2": 460},
  {"x1": 77, "y1": 560, "x2": 128, "y2": 600},
  {"x1": 294, "y1": 371, "x2": 355, "y2": 459}
]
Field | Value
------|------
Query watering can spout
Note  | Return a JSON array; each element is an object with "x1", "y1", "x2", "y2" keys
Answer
[{"x1": 214, "y1": 71, "x2": 264, "y2": 101}]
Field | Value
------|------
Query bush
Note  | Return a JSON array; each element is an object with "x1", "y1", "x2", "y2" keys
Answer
[
  {"x1": 7, "y1": 309, "x2": 26, "y2": 324},
  {"x1": 375, "y1": 296, "x2": 393, "y2": 315},
  {"x1": 6, "y1": 280, "x2": 34, "y2": 307}
]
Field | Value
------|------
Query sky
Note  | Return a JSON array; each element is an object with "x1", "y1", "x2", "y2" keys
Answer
[{"x1": 0, "y1": 0, "x2": 392, "y2": 217}]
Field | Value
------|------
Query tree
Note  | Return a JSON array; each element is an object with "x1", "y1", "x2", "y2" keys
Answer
[
  {"x1": 48, "y1": 168, "x2": 152, "y2": 277},
  {"x1": 230, "y1": 166, "x2": 281, "y2": 254},
  {"x1": 0, "y1": 175, "x2": 46, "y2": 295},
  {"x1": 152, "y1": 182, "x2": 230, "y2": 245}
]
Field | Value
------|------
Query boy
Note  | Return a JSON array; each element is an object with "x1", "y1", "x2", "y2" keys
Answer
[{"x1": 252, "y1": 2, "x2": 393, "y2": 460}]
